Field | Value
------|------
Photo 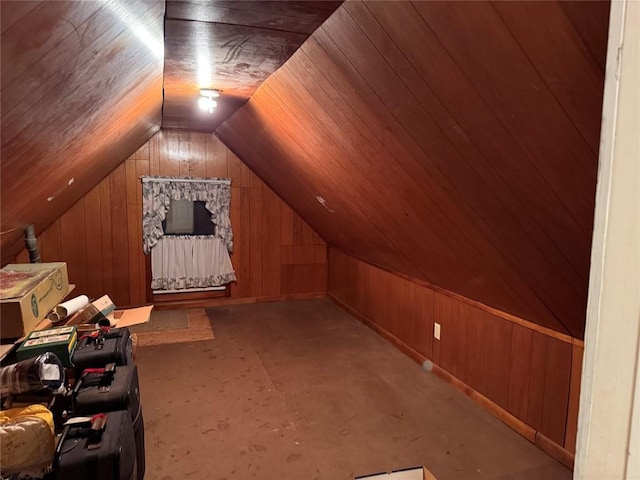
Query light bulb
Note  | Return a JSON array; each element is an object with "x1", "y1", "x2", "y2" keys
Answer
[{"x1": 198, "y1": 96, "x2": 217, "y2": 113}]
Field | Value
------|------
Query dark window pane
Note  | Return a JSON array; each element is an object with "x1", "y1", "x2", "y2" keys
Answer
[
  {"x1": 194, "y1": 201, "x2": 215, "y2": 235},
  {"x1": 162, "y1": 200, "x2": 215, "y2": 235}
]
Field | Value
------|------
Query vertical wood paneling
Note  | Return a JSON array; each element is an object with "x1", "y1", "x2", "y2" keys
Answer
[
  {"x1": 565, "y1": 344, "x2": 584, "y2": 453},
  {"x1": 281, "y1": 203, "x2": 294, "y2": 245},
  {"x1": 206, "y1": 135, "x2": 229, "y2": 178},
  {"x1": 249, "y1": 185, "x2": 264, "y2": 297},
  {"x1": 125, "y1": 157, "x2": 141, "y2": 305},
  {"x1": 262, "y1": 186, "x2": 282, "y2": 297},
  {"x1": 328, "y1": 248, "x2": 577, "y2": 457},
  {"x1": 39, "y1": 218, "x2": 62, "y2": 262},
  {"x1": 99, "y1": 180, "x2": 114, "y2": 300},
  {"x1": 228, "y1": 186, "x2": 244, "y2": 299},
  {"x1": 481, "y1": 313, "x2": 513, "y2": 409},
  {"x1": 158, "y1": 132, "x2": 180, "y2": 176},
  {"x1": 110, "y1": 163, "x2": 130, "y2": 306},
  {"x1": 508, "y1": 324, "x2": 534, "y2": 421},
  {"x1": 14, "y1": 248, "x2": 30, "y2": 264},
  {"x1": 149, "y1": 134, "x2": 161, "y2": 176},
  {"x1": 541, "y1": 338, "x2": 572, "y2": 445},
  {"x1": 187, "y1": 131, "x2": 206, "y2": 177},
  {"x1": 237, "y1": 188, "x2": 253, "y2": 297},
  {"x1": 60, "y1": 201, "x2": 88, "y2": 296},
  {"x1": 83, "y1": 185, "x2": 104, "y2": 299},
  {"x1": 28, "y1": 131, "x2": 327, "y2": 306},
  {"x1": 135, "y1": 160, "x2": 149, "y2": 301},
  {"x1": 435, "y1": 293, "x2": 466, "y2": 380},
  {"x1": 527, "y1": 332, "x2": 549, "y2": 431},
  {"x1": 464, "y1": 303, "x2": 486, "y2": 392}
]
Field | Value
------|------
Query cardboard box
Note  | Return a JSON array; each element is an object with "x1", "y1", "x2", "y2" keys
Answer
[
  {"x1": 111, "y1": 305, "x2": 153, "y2": 328},
  {"x1": 0, "y1": 263, "x2": 70, "y2": 339},
  {"x1": 16, "y1": 325, "x2": 77, "y2": 367},
  {"x1": 355, "y1": 467, "x2": 436, "y2": 480}
]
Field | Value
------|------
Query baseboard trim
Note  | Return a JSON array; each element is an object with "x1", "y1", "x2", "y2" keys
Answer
[
  {"x1": 328, "y1": 293, "x2": 575, "y2": 470},
  {"x1": 150, "y1": 292, "x2": 326, "y2": 310}
]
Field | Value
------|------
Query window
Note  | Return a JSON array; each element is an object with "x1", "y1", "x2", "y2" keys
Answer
[{"x1": 162, "y1": 200, "x2": 215, "y2": 235}]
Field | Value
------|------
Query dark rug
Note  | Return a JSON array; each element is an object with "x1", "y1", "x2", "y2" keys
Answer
[{"x1": 128, "y1": 309, "x2": 189, "y2": 333}]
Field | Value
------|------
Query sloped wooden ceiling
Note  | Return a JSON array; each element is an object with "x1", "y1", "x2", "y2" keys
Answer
[
  {"x1": 216, "y1": 0, "x2": 610, "y2": 339},
  {"x1": 1, "y1": 0, "x2": 165, "y2": 264},
  {"x1": 162, "y1": 1, "x2": 342, "y2": 131}
]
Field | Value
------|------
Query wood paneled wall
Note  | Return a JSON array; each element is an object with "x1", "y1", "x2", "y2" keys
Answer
[
  {"x1": 217, "y1": 0, "x2": 610, "y2": 339},
  {"x1": 328, "y1": 248, "x2": 584, "y2": 463},
  {"x1": 15, "y1": 131, "x2": 327, "y2": 307}
]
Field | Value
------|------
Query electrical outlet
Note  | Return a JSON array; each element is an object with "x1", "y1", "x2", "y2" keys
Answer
[{"x1": 434, "y1": 322, "x2": 441, "y2": 340}]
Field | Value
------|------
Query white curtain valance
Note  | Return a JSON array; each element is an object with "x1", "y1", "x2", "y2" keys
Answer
[
  {"x1": 150, "y1": 236, "x2": 236, "y2": 290},
  {"x1": 141, "y1": 176, "x2": 233, "y2": 255}
]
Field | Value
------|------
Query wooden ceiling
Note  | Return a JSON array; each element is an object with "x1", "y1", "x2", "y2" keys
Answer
[
  {"x1": 216, "y1": 0, "x2": 610, "y2": 338},
  {"x1": 1, "y1": 0, "x2": 609, "y2": 338},
  {"x1": 1, "y1": 0, "x2": 165, "y2": 263},
  {"x1": 162, "y1": 1, "x2": 342, "y2": 131},
  {"x1": 0, "y1": 0, "x2": 340, "y2": 262}
]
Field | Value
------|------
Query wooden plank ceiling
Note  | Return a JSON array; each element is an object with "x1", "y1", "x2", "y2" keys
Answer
[
  {"x1": 0, "y1": 0, "x2": 340, "y2": 263},
  {"x1": 162, "y1": 1, "x2": 342, "y2": 131},
  {"x1": 1, "y1": 0, "x2": 165, "y2": 263},
  {"x1": 216, "y1": 0, "x2": 610, "y2": 339}
]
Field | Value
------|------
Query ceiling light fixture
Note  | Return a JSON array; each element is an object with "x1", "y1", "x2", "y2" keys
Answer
[{"x1": 198, "y1": 88, "x2": 220, "y2": 113}]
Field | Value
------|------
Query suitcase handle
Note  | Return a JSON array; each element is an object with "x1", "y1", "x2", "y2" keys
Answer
[
  {"x1": 74, "y1": 363, "x2": 116, "y2": 393},
  {"x1": 79, "y1": 327, "x2": 113, "y2": 349},
  {"x1": 56, "y1": 413, "x2": 109, "y2": 459}
]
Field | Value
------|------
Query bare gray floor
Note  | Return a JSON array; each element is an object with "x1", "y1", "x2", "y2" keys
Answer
[{"x1": 136, "y1": 298, "x2": 571, "y2": 480}]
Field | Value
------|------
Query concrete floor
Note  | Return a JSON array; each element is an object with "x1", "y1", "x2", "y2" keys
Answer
[{"x1": 136, "y1": 298, "x2": 571, "y2": 480}]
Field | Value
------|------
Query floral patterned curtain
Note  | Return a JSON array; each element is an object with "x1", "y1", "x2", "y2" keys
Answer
[{"x1": 141, "y1": 176, "x2": 233, "y2": 254}]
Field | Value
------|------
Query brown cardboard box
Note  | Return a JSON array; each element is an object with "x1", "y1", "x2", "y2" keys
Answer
[{"x1": 0, "y1": 263, "x2": 70, "y2": 339}]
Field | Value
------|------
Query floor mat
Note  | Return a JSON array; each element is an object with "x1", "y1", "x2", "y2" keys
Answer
[
  {"x1": 129, "y1": 309, "x2": 189, "y2": 333},
  {"x1": 134, "y1": 308, "x2": 214, "y2": 347}
]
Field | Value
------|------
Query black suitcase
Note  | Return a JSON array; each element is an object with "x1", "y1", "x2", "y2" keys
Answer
[
  {"x1": 72, "y1": 364, "x2": 145, "y2": 480},
  {"x1": 72, "y1": 328, "x2": 133, "y2": 375},
  {"x1": 55, "y1": 411, "x2": 137, "y2": 480}
]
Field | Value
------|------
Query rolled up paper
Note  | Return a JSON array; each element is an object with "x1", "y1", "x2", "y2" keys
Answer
[
  {"x1": 47, "y1": 295, "x2": 89, "y2": 323},
  {"x1": 94, "y1": 311, "x2": 117, "y2": 329}
]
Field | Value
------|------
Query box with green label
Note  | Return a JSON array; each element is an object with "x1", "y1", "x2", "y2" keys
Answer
[
  {"x1": 0, "y1": 262, "x2": 69, "y2": 339},
  {"x1": 16, "y1": 325, "x2": 77, "y2": 367}
]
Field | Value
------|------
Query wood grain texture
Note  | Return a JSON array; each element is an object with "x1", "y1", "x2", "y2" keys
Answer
[
  {"x1": 481, "y1": 312, "x2": 513, "y2": 409},
  {"x1": 14, "y1": 131, "x2": 327, "y2": 307},
  {"x1": 216, "y1": 0, "x2": 609, "y2": 339},
  {"x1": 434, "y1": 293, "x2": 465, "y2": 380},
  {"x1": 507, "y1": 325, "x2": 534, "y2": 421},
  {"x1": 564, "y1": 343, "x2": 584, "y2": 453},
  {"x1": 328, "y1": 248, "x2": 577, "y2": 465},
  {"x1": 161, "y1": 1, "x2": 340, "y2": 132},
  {"x1": 527, "y1": 332, "x2": 549, "y2": 432},
  {"x1": 560, "y1": 0, "x2": 611, "y2": 71},
  {"x1": 492, "y1": 1, "x2": 605, "y2": 154},
  {"x1": 166, "y1": 1, "x2": 341, "y2": 35},
  {"x1": 1, "y1": 0, "x2": 164, "y2": 263},
  {"x1": 541, "y1": 338, "x2": 572, "y2": 446}
]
